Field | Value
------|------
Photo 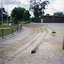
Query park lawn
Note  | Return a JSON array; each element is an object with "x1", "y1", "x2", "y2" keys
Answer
[
  {"x1": 0, "y1": 28, "x2": 17, "y2": 37},
  {"x1": 0, "y1": 25, "x2": 17, "y2": 37},
  {"x1": 0, "y1": 25, "x2": 16, "y2": 28}
]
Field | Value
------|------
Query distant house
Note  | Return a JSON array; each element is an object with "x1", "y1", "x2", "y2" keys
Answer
[{"x1": 32, "y1": 16, "x2": 64, "y2": 23}]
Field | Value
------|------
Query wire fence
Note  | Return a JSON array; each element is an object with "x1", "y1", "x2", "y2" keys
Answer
[{"x1": 0, "y1": 24, "x2": 22, "y2": 39}]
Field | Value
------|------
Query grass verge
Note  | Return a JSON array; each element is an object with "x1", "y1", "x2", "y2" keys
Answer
[
  {"x1": 0, "y1": 25, "x2": 16, "y2": 28},
  {"x1": 0, "y1": 28, "x2": 17, "y2": 37},
  {"x1": 0, "y1": 25, "x2": 18, "y2": 37}
]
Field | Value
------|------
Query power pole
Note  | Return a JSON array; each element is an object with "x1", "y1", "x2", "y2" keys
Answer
[
  {"x1": 1, "y1": 0, "x2": 3, "y2": 39},
  {"x1": 19, "y1": 2, "x2": 20, "y2": 7},
  {"x1": 10, "y1": 16, "x2": 11, "y2": 26},
  {"x1": 1, "y1": 0, "x2": 3, "y2": 28},
  {"x1": 7, "y1": 5, "x2": 8, "y2": 27}
]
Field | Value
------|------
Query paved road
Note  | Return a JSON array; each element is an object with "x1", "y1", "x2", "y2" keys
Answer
[
  {"x1": 43, "y1": 23, "x2": 64, "y2": 27},
  {"x1": 0, "y1": 27, "x2": 31, "y2": 51}
]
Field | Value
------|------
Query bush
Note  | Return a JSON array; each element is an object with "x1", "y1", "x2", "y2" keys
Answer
[
  {"x1": 19, "y1": 21, "x2": 30, "y2": 24},
  {"x1": 10, "y1": 20, "x2": 14, "y2": 23}
]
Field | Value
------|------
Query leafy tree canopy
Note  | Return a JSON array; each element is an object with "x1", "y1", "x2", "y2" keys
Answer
[
  {"x1": 0, "y1": 8, "x2": 9, "y2": 20},
  {"x1": 23, "y1": 10, "x2": 31, "y2": 21},
  {"x1": 11, "y1": 7, "x2": 25, "y2": 21},
  {"x1": 54, "y1": 12, "x2": 63, "y2": 16},
  {"x1": 46, "y1": 14, "x2": 50, "y2": 16},
  {"x1": 0, "y1": 8, "x2": 8, "y2": 15},
  {"x1": 29, "y1": 0, "x2": 49, "y2": 17}
]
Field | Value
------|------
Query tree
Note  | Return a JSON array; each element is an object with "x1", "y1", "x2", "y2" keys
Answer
[
  {"x1": 46, "y1": 14, "x2": 50, "y2": 16},
  {"x1": 54, "y1": 12, "x2": 63, "y2": 16},
  {"x1": 29, "y1": 0, "x2": 49, "y2": 17},
  {"x1": 0, "y1": 8, "x2": 6, "y2": 14},
  {"x1": 0, "y1": 8, "x2": 9, "y2": 21},
  {"x1": 11, "y1": 7, "x2": 25, "y2": 23},
  {"x1": 23, "y1": 10, "x2": 30, "y2": 21}
]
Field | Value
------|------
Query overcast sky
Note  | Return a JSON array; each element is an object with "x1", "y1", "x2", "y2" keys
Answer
[{"x1": 0, "y1": 0, "x2": 64, "y2": 17}]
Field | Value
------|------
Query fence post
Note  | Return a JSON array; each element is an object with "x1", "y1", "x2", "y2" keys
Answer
[
  {"x1": 12, "y1": 28, "x2": 13, "y2": 34},
  {"x1": 17, "y1": 24, "x2": 18, "y2": 32},
  {"x1": 63, "y1": 38, "x2": 64, "y2": 50},
  {"x1": 2, "y1": 29, "x2": 3, "y2": 39}
]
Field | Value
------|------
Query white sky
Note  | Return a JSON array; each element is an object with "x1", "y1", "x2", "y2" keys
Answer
[{"x1": 0, "y1": 0, "x2": 64, "y2": 17}]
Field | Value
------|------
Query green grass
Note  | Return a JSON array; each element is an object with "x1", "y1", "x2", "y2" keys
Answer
[
  {"x1": 0, "y1": 25, "x2": 18, "y2": 37},
  {"x1": 1, "y1": 21, "x2": 12, "y2": 23},
  {"x1": 0, "y1": 25, "x2": 16, "y2": 28},
  {"x1": 0, "y1": 28, "x2": 17, "y2": 37}
]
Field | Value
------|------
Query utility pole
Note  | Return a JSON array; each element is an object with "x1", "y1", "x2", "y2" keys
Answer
[
  {"x1": 1, "y1": 0, "x2": 3, "y2": 39},
  {"x1": 19, "y1": 2, "x2": 20, "y2": 7},
  {"x1": 7, "y1": 4, "x2": 8, "y2": 27},
  {"x1": 1, "y1": 0, "x2": 3, "y2": 28},
  {"x1": 10, "y1": 16, "x2": 11, "y2": 26}
]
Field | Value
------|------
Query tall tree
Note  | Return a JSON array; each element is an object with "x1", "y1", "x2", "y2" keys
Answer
[
  {"x1": 11, "y1": 7, "x2": 25, "y2": 21},
  {"x1": 0, "y1": 8, "x2": 9, "y2": 21},
  {"x1": 29, "y1": 0, "x2": 49, "y2": 17},
  {"x1": 23, "y1": 10, "x2": 30, "y2": 21}
]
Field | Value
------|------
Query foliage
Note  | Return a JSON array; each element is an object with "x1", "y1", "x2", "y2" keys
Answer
[
  {"x1": 19, "y1": 21, "x2": 30, "y2": 24},
  {"x1": 54, "y1": 12, "x2": 63, "y2": 16},
  {"x1": 46, "y1": 14, "x2": 50, "y2": 16},
  {"x1": 23, "y1": 10, "x2": 31, "y2": 21},
  {"x1": 0, "y1": 25, "x2": 16, "y2": 28},
  {"x1": 11, "y1": 7, "x2": 25, "y2": 23},
  {"x1": 29, "y1": 0, "x2": 49, "y2": 17},
  {"x1": 0, "y1": 8, "x2": 10, "y2": 21},
  {"x1": 1, "y1": 20, "x2": 11, "y2": 23},
  {"x1": 0, "y1": 8, "x2": 6, "y2": 14},
  {"x1": 0, "y1": 25, "x2": 18, "y2": 37},
  {"x1": 0, "y1": 27, "x2": 17, "y2": 37}
]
